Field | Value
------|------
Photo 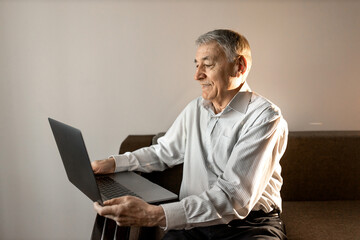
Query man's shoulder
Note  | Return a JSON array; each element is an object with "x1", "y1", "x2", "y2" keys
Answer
[{"x1": 249, "y1": 92, "x2": 283, "y2": 118}]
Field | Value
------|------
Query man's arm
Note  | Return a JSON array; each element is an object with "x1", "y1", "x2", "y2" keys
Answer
[{"x1": 91, "y1": 104, "x2": 191, "y2": 227}]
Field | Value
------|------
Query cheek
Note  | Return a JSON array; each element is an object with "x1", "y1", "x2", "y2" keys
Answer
[{"x1": 211, "y1": 72, "x2": 228, "y2": 88}]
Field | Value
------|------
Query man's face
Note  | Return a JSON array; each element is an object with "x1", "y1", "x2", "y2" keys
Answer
[{"x1": 194, "y1": 42, "x2": 237, "y2": 106}]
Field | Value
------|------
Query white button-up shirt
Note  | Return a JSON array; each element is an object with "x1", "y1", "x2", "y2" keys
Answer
[{"x1": 113, "y1": 82, "x2": 288, "y2": 230}]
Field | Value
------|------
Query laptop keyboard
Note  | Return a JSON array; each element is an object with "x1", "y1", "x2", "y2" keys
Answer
[{"x1": 96, "y1": 176, "x2": 141, "y2": 200}]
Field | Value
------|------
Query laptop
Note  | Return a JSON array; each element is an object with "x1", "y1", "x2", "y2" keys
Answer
[{"x1": 48, "y1": 118, "x2": 178, "y2": 205}]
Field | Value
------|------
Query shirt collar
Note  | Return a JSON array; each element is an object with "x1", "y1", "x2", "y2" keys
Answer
[
  {"x1": 202, "y1": 81, "x2": 253, "y2": 115},
  {"x1": 227, "y1": 91, "x2": 252, "y2": 114}
]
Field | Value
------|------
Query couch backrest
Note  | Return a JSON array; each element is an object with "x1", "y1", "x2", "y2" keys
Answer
[
  {"x1": 281, "y1": 131, "x2": 360, "y2": 201},
  {"x1": 120, "y1": 132, "x2": 360, "y2": 201}
]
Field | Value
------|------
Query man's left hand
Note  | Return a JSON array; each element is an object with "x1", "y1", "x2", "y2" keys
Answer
[{"x1": 93, "y1": 196, "x2": 166, "y2": 227}]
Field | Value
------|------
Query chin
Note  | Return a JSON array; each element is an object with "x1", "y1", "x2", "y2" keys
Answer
[{"x1": 202, "y1": 93, "x2": 209, "y2": 100}]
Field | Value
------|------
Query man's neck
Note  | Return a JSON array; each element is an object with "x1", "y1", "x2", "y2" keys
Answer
[{"x1": 212, "y1": 82, "x2": 245, "y2": 114}]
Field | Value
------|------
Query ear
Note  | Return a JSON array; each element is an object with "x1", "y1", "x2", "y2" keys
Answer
[{"x1": 234, "y1": 56, "x2": 247, "y2": 78}]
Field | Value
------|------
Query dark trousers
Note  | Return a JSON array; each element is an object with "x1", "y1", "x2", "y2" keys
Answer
[{"x1": 162, "y1": 210, "x2": 287, "y2": 240}]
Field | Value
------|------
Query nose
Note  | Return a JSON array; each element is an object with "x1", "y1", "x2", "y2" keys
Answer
[{"x1": 194, "y1": 66, "x2": 206, "y2": 81}]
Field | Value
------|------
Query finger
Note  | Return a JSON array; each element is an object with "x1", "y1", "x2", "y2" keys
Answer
[
  {"x1": 115, "y1": 220, "x2": 129, "y2": 226},
  {"x1": 93, "y1": 202, "x2": 103, "y2": 214},
  {"x1": 96, "y1": 203, "x2": 123, "y2": 217},
  {"x1": 103, "y1": 196, "x2": 131, "y2": 205},
  {"x1": 114, "y1": 217, "x2": 133, "y2": 227},
  {"x1": 94, "y1": 202, "x2": 112, "y2": 216},
  {"x1": 103, "y1": 198, "x2": 119, "y2": 205},
  {"x1": 104, "y1": 214, "x2": 119, "y2": 222},
  {"x1": 115, "y1": 220, "x2": 132, "y2": 227}
]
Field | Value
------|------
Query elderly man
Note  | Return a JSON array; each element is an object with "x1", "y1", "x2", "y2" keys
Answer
[{"x1": 92, "y1": 29, "x2": 288, "y2": 239}]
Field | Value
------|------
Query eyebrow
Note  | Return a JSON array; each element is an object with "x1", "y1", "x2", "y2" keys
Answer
[{"x1": 194, "y1": 56, "x2": 210, "y2": 64}]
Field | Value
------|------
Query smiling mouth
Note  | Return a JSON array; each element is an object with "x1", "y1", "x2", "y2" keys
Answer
[
  {"x1": 201, "y1": 84, "x2": 211, "y2": 91},
  {"x1": 201, "y1": 83, "x2": 211, "y2": 87}
]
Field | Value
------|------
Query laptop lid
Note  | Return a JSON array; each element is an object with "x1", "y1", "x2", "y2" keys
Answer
[
  {"x1": 49, "y1": 118, "x2": 103, "y2": 204},
  {"x1": 48, "y1": 118, "x2": 177, "y2": 205}
]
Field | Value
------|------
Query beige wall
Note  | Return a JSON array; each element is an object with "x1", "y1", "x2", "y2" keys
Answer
[{"x1": 1, "y1": 0, "x2": 359, "y2": 239}]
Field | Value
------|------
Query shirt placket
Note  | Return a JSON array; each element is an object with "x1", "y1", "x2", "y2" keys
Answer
[{"x1": 205, "y1": 114, "x2": 220, "y2": 187}]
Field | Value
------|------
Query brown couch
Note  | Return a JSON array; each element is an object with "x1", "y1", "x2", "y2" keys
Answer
[{"x1": 119, "y1": 131, "x2": 360, "y2": 240}]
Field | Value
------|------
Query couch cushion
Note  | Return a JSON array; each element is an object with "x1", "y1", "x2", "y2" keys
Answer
[
  {"x1": 281, "y1": 131, "x2": 360, "y2": 201},
  {"x1": 282, "y1": 200, "x2": 360, "y2": 240}
]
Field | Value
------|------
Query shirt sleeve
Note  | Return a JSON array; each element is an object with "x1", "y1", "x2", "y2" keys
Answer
[
  {"x1": 111, "y1": 104, "x2": 188, "y2": 173},
  {"x1": 161, "y1": 108, "x2": 288, "y2": 230}
]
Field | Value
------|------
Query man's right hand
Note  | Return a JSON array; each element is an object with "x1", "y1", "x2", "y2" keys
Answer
[{"x1": 91, "y1": 158, "x2": 116, "y2": 175}]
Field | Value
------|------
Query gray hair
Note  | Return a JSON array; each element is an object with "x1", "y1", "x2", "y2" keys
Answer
[{"x1": 196, "y1": 29, "x2": 252, "y2": 74}]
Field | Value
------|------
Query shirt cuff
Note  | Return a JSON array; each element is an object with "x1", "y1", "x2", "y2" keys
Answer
[
  {"x1": 110, "y1": 154, "x2": 130, "y2": 172},
  {"x1": 160, "y1": 201, "x2": 187, "y2": 230}
]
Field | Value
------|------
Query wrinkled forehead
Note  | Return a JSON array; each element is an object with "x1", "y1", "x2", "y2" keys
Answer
[{"x1": 194, "y1": 42, "x2": 226, "y2": 62}]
